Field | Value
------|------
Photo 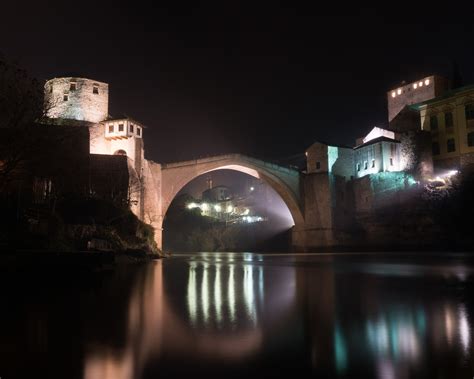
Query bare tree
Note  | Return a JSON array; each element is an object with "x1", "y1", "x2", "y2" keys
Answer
[{"x1": 0, "y1": 55, "x2": 60, "y2": 194}]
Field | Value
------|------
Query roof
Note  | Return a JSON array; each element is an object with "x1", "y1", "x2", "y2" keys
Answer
[
  {"x1": 354, "y1": 136, "x2": 400, "y2": 150},
  {"x1": 410, "y1": 83, "x2": 474, "y2": 109},
  {"x1": 305, "y1": 140, "x2": 353, "y2": 151},
  {"x1": 104, "y1": 115, "x2": 146, "y2": 128}
]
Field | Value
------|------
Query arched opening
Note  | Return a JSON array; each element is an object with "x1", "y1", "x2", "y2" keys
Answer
[
  {"x1": 114, "y1": 149, "x2": 127, "y2": 156},
  {"x1": 162, "y1": 167, "x2": 299, "y2": 252}
]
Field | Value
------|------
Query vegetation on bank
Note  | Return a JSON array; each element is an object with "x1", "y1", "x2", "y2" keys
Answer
[{"x1": 0, "y1": 195, "x2": 159, "y2": 254}]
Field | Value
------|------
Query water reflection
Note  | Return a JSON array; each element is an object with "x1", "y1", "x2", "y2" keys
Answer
[
  {"x1": 1, "y1": 253, "x2": 472, "y2": 378},
  {"x1": 81, "y1": 255, "x2": 474, "y2": 378}
]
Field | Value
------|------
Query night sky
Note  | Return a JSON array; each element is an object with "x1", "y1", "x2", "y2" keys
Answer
[{"x1": 2, "y1": 3, "x2": 474, "y2": 163}]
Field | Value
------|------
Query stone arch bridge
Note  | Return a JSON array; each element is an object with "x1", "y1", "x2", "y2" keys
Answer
[{"x1": 141, "y1": 154, "x2": 334, "y2": 251}]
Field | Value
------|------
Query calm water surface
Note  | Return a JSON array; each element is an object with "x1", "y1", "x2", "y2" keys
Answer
[{"x1": 2, "y1": 252, "x2": 474, "y2": 378}]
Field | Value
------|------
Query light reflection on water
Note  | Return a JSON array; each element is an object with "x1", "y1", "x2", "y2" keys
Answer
[{"x1": 1, "y1": 253, "x2": 473, "y2": 378}]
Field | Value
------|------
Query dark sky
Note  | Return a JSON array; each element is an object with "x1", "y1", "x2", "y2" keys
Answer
[{"x1": 2, "y1": 3, "x2": 473, "y2": 163}]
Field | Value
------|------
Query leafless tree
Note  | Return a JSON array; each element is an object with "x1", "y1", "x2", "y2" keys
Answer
[{"x1": 0, "y1": 55, "x2": 62, "y2": 194}]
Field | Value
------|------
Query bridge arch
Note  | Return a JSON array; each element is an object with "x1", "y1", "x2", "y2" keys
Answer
[{"x1": 159, "y1": 154, "x2": 304, "y2": 229}]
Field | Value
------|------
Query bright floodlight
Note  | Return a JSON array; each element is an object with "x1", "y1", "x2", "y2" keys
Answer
[
  {"x1": 243, "y1": 208, "x2": 250, "y2": 215},
  {"x1": 214, "y1": 204, "x2": 222, "y2": 212},
  {"x1": 201, "y1": 203, "x2": 209, "y2": 211},
  {"x1": 187, "y1": 202, "x2": 198, "y2": 209},
  {"x1": 250, "y1": 186, "x2": 255, "y2": 191},
  {"x1": 226, "y1": 205, "x2": 233, "y2": 213}
]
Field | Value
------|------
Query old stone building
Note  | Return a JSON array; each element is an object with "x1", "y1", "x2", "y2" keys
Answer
[{"x1": 38, "y1": 73, "x2": 474, "y2": 251}]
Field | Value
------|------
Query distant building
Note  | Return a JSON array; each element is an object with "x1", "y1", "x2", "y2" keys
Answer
[
  {"x1": 387, "y1": 75, "x2": 450, "y2": 122},
  {"x1": 411, "y1": 85, "x2": 474, "y2": 171}
]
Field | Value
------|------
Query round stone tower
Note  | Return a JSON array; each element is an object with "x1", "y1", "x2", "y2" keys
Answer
[{"x1": 44, "y1": 77, "x2": 109, "y2": 123}]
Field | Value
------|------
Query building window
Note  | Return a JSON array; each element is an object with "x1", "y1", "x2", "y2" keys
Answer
[
  {"x1": 432, "y1": 142, "x2": 440, "y2": 155},
  {"x1": 466, "y1": 104, "x2": 474, "y2": 121},
  {"x1": 390, "y1": 158, "x2": 393, "y2": 166},
  {"x1": 93, "y1": 85, "x2": 99, "y2": 94},
  {"x1": 445, "y1": 112, "x2": 453, "y2": 128},
  {"x1": 357, "y1": 163, "x2": 360, "y2": 172},
  {"x1": 130, "y1": 124, "x2": 134, "y2": 133},
  {"x1": 364, "y1": 161, "x2": 368, "y2": 170},
  {"x1": 137, "y1": 127, "x2": 141, "y2": 136},
  {"x1": 371, "y1": 159, "x2": 375, "y2": 168},
  {"x1": 63, "y1": 94, "x2": 68, "y2": 101},
  {"x1": 468, "y1": 132, "x2": 474, "y2": 147},
  {"x1": 430, "y1": 115, "x2": 438, "y2": 131},
  {"x1": 49, "y1": 85, "x2": 53, "y2": 93},
  {"x1": 447, "y1": 138, "x2": 456, "y2": 153},
  {"x1": 108, "y1": 124, "x2": 114, "y2": 133},
  {"x1": 70, "y1": 82, "x2": 76, "y2": 91},
  {"x1": 118, "y1": 124, "x2": 124, "y2": 132},
  {"x1": 316, "y1": 161, "x2": 321, "y2": 169}
]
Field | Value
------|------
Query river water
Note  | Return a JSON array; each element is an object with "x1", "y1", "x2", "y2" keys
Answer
[{"x1": 2, "y1": 252, "x2": 474, "y2": 378}]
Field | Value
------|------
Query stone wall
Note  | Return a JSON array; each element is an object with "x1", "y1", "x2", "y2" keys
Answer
[{"x1": 45, "y1": 77, "x2": 109, "y2": 123}]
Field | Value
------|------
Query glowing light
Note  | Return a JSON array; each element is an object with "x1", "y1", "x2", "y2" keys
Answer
[
  {"x1": 413, "y1": 83, "x2": 418, "y2": 89},
  {"x1": 228, "y1": 265, "x2": 236, "y2": 322},
  {"x1": 201, "y1": 263, "x2": 209, "y2": 324},
  {"x1": 391, "y1": 91, "x2": 396, "y2": 98},
  {"x1": 187, "y1": 264, "x2": 198, "y2": 325},
  {"x1": 419, "y1": 81, "x2": 423, "y2": 87},
  {"x1": 243, "y1": 265, "x2": 256, "y2": 323},
  {"x1": 187, "y1": 202, "x2": 198, "y2": 209},
  {"x1": 425, "y1": 79, "x2": 430, "y2": 85},
  {"x1": 201, "y1": 203, "x2": 209, "y2": 211},
  {"x1": 226, "y1": 205, "x2": 233, "y2": 213},
  {"x1": 397, "y1": 89, "x2": 402, "y2": 95},
  {"x1": 250, "y1": 186, "x2": 255, "y2": 191},
  {"x1": 214, "y1": 204, "x2": 222, "y2": 212},
  {"x1": 214, "y1": 265, "x2": 222, "y2": 325},
  {"x1": 458, "y1": 304, "x2": 470, "y2": 353},
  {"x1": 243, "y1": 209, "x2": 250, "y2": 215}
]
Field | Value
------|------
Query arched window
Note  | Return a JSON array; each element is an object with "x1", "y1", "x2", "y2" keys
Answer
[{"x1": 114, "y1": 149, "x2": 127, "y2": 156}]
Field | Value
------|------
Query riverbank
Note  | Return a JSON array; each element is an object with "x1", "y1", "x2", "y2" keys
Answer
[{"x1": 0, "y1": 249, "x2": 162, "y2": 271}]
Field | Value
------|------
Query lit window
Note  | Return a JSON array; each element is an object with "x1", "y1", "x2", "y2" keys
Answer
[
  {"x1": 63, "y1": 94, "x2": 68, "y2": 101},
  {"x1": 397, "y1": 89, "x2": 402, "y2": 95},
  {"x1": 425, "y1": 79, "x2": 430, "y2": 85},
  {"x1": 432, "y1": 142, "x2": 440, "y2": 155},
  {"x1": 413, "y1": 83, "x2": 418, "y2": 89},
  {"x1": 93, "y1": 85, "x2": 99, "y2": 94},
  {"x1": 130, "y1": 124, "x2": 134, "y2": 133},
  {"x1": 447, "y1": 138, "x2": 456, "y2": 153},
  {"x1": 364, "y1": 161, "x2": 368, "y2": 170},
  {"x1": 118, "y1": 124, "x2": 124, "y2": 132},
  {"x1": 371, "y1": 159, "x2": 375, "y2": 168},
  {"x1": 108, "y1": 124, "x2": 114, "y2": 133},
  {"x1": 419, "y1": 81, "x2": 423, "y2": 87},
  {"x1": 316, "y1": 161, "x2": 321, "y2": 169},
  {"x1": 137, "y1": 127, "x2": 141, "y2": 136},
  {"x1": 70, "y1": 82, "x2": 76, "y2": 91},
  {"x1": 390, "y1": 158, "x2": 393, "y2": 166},
  {"x1": 392, "y1": 91, "x2": 396, "y2": 98}
]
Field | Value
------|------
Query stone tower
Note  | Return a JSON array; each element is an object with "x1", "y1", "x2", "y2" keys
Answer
[{"x1": 44, "y1": 77, "x2": 109, "y2": 123}]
